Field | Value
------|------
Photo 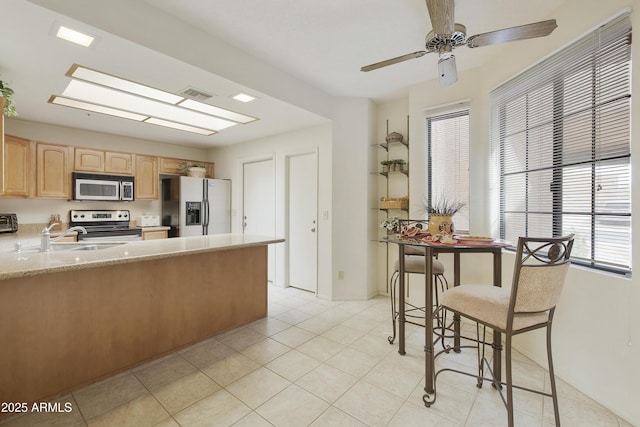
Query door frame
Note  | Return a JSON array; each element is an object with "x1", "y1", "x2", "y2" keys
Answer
[{"x1": 285, "y1": 149, "x2": 319, "y2": 292}]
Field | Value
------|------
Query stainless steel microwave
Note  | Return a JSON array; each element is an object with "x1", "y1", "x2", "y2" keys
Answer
[{"x1": 72, "y1": 172, "x2": 134, "y2": 201}]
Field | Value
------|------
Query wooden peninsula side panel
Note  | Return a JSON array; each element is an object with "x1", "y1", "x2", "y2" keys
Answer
[{"x1": 0, "y1": 245, "x2": 267, "y2": 405}]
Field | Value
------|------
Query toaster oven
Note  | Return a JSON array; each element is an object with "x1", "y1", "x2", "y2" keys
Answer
[{"x1": 0, "y1": 213, "x2": 18, "y2": 233}]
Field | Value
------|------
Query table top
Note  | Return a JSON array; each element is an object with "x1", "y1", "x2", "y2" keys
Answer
[{"x1": 384, "y1": 234, "x2": 511, "y2": 249}]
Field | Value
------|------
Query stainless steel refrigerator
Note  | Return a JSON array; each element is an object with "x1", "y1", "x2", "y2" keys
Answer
[{"x1": 161, "y1": 176, "x2": 231, "y2": 237}]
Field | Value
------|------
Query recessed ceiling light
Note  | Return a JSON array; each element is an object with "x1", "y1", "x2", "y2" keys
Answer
[
  {"x1": 232, "y1": 92, "x2": 256, "y2": 103},
  {"x1": 144, "y1": 118, "x2": 216, "y2": 136},
  {"x1": 68, "y1": 65, "x2": 183, "y2": 104},
  {"x1": 56, "y1": 26, "x2": 94, "y2": 47},
  {"x1": 179, "y1": 99, "x2": 257, "y2": 124}
]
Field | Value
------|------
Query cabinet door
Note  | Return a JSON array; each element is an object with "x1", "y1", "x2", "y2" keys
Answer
[
  {"x1": 1, "y1": 135, "x2": 31, "y2": 197},
  {"x1": 205, "y1": 162, "x2": 215, "y2": 178},
  {"x1": 159, "y1": 157, "x2": 183, "y2": 175},
  {"x1": 36, "y1": 143, "x2": 71, "y2": 199},
  {"x1": 135, "y1": 155, "x2": 158, "y2": 199},
  {"x1": 105, "y1": 152, "x2": 133, "y2": 174},
  {"x1": 74, "y1": 148, "x2": 104, "y2": 172},
  {"x1": 142, "y1": 230, "x2": 168, "y2": 240}
]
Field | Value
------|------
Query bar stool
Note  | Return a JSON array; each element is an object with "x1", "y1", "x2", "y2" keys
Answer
[{"x1": 388, "y1": 246, "x2": 448, "y2": 345}]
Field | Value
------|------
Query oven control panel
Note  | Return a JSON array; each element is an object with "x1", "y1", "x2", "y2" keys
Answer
[{"x1": 70, "y1": 210, "x2": 130, "y2": 222}]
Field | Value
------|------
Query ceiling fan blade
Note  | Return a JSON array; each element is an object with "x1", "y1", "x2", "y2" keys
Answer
[
  {"x1": 466, "y1": 19, "x2": 557, "y2": 48},
  {"x1": 425, "y1": 0, "x2": 455, "y2": 35},
  {"x1": 360, "y1": 51, "x2": 428, "y2": 72}
]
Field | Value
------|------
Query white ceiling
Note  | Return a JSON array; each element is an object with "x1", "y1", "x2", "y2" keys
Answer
[{"x1": 1, "y1": 0, "x2": 565, "y2": 148}]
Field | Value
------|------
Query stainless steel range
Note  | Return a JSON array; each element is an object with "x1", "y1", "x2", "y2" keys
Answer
[{"x1": 70, "y1": 210, "x2": 142, "y2": 242}]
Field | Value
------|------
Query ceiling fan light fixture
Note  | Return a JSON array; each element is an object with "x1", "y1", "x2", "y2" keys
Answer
[{"x1": 438, "y1": 55, "x2": 458, "y2": 86}]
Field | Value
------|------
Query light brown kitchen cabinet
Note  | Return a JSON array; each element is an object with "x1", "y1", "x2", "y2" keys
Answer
[
  {"x1": 75, "y1": 148, "x2": 132, "y2": 175},
  {"x1": 142, "y1": 229, "x2": 168, "y2": 240},
  {"x1": 36, "y1": 142, "x2": 71, "y2": 199},
  {"x1": 74, "y1": 148, "x2": 104, "y2": 172},
  {"x1": 1, "y1": 135, "x2": 30, "y2": 197},
  {"x1": 159, "y1": 157, "x2": 183, "y2": 175},
  {"x1": 105, "y1": 151, "x2": 132, "y2": 174},
  {"x1": 134, "y1": 154, "x2": 158, "y2": 199},
  {"x1": 159, "y1": 156, "x2": 215, "y2": 177}
]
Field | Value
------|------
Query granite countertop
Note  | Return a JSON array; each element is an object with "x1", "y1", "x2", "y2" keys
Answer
[{"x1": 0, "y1": 234, "x2": 285, "y2": 280}]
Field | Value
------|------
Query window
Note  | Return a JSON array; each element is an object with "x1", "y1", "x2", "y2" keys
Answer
[
  {"x1": 426, "y1": 109, "x2": 470, "y2": 233},
  {"x1": 490, "y1": 14, "x2": 632, "y2": 274}
]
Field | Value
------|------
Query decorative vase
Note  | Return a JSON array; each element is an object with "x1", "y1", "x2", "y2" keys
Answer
[
  {"x1": 187, "y1": 167, "x2": 207, "y2": 178},
  {"x1": 428, "y1": 214, "x2": 454, "y2": 235}
]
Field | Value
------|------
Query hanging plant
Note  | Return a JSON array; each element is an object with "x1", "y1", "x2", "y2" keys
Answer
[{"x1": 0, "y1": 80, "x2": 18, "y2": 116}]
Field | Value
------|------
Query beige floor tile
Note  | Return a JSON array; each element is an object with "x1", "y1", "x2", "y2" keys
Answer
[
  {"x1": 334, "y1": 380, "x2": 405, "y2": 427},
  {"x1": 296, "y1": 315, "x2": 339, "y2": 334},
  {"x1": 201, "y1": 352, "x2": 260, "y2": 387},
  {"x1": 240, "y1": 337, "x2": 290, "y2": 364},
  {"x1": 363, "y1": 354, "x2": 424, "y2": 399},
  {"x1": 349, "y1": 333, "x2": 396, "y2": 358},
  {"x1": 174, "y1": 389, "x2": 251, "y2": 427},
  {"x1": 297, "y1": 336, "x2": 344, "y2": 362},
  {"x1": 226, "y1": 367, "x2": 291, "y2": 409},
  {"x1": 270, "y1": 325, "x2": 316, "y2": 347},
  {"x1": 179, "y1": 338, "x2": 236, "y2": 368},
  {"x1": 217, "y1": 327, "x2": 267, "y2": 351},
  {"x1": 409, "y1": 380, "x2": 476, "y2": 425},
  {"x1": 73, "y1": 373, "x2": 148, "y2": 420},
  {"x1": 153, "y1": 418, "x2": 180, "y2": 427},
  {"x1": 296, "y1": 363, "x2": 358, "y2": 403},
  {"x1": 266, "y1": 349, "x2": 321, "y2": 382},
  {"x1": 321, "y1": 324, "x2": 365, "y2": 346},
  {"x1": 387, "y1": 401, "x2": 458, "y2": 427},
  {"x1": 134, "y1": 354, "x2": 197, "y2": 391},
  {"x1": 544, "y1": 393, "x2": 619, "y2": 427},
  {"x1": 326, "y1": 347, "x2": 380, "y2": 377},
  {"x1": 296, "y1": 301, "x2": 331, "y2": 316},
  {"x1": 230, "y1": 411, "x2": 273, "y2": 426},
  {"x1": 274, "y1": 308, "x2": 314, "y2": 325},
  {"x1": 309, "y1": 407, "x2": 367, "y2": 427},
  {"x1": 256, "y1": 384, "x2": 329, "y2": 426},
  {"x1": 267, "y1": 301, "x2": 290, "y2": 316},
  {"x1": 466, "y1": 393, "x2": 541, "y2": 427},
  {"x1": 152, "y1": 371, "x2": 221, "y2": 415},
  {"x1": 246, "y1": 317, "x2": 291, "y2": 336},
  {"x1": 86, "y1": 394, "x2": 168, "y2": 427}
]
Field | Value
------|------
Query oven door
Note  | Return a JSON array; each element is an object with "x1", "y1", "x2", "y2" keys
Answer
[{"x1": 75, "y1": 179, "x2": 120, "y2": 201}]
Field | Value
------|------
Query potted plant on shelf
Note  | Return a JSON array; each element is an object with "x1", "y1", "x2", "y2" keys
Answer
[
  {"x1": 394, "y1": 159, "x2": 406, "y2": 172},
  {"x1": 177, "y1": 161, "x2": 207, "y2": 178},
  {"x1": 426, "y1": 194, "x2": 464, "y2": 235},
  {"x1": 381, "y1": 160, "x2": 392, "y2": 173},
  {"x1": 0, "y1": 80, "x2": 18, "y2": 117}
]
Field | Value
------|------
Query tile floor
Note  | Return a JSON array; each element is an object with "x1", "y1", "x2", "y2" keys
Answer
[{"x1": 1, "y1": 285, "x2": 631, "y2": 427}]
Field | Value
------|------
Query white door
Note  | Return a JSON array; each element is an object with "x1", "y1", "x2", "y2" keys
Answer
[
  {"x1": 288, "y1": 152, "x2": 318, "y2": 292},
  {"x1": 243, "y1": 159, "x2": 275, "y2": 282}
]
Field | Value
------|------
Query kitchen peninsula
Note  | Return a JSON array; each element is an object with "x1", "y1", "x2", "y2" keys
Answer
[{"x1": 0, "y1": 234, "x2": 284, "y2": 408}]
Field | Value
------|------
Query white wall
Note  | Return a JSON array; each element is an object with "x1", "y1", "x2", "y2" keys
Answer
[
  {"x1": 210, "y1": 124, "x2": 332, "y2": 292},
  {"x1": 2, "y1": 118, "x2": 209, "y2": 224},
  {"x1": 384, "y1": 0, "x2": 639, "y2": 423}
]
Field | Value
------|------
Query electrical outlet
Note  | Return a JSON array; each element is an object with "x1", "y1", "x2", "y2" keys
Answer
[
  {"x1": 338, "y1": 270, "x2": 344, "y2": 280},
  {"x1": 323, "y1": 210, "x2": 329, "y2": 220}
]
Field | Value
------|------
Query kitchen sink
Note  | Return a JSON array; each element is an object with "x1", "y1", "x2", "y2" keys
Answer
[{"x1": 51, "y1": 243, "x2": 125, "y2": 251}]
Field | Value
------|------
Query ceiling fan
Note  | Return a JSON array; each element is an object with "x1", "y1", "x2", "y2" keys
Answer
[{"x1": 360, "y1": 0, "x2": 557, "y2": 86}]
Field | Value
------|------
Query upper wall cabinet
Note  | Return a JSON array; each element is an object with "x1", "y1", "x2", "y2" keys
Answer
[
  {"x1": 159, "y1": 157, "x2": 215, "y2": 178},
  {"x1": 36, "y1": 142, "x2": 71, "y2": 199},
  {"x1": 135, "y1": 154, "x2": 158, "y2": 200},
  {"x1": 1, "y1": 135, "x2": 30, "y2": 198},
  {"x1": 75, "y1": 147, "x2": 133, "y2": 175}
]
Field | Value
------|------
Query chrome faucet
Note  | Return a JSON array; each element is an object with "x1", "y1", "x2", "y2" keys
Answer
[{"x1": 40, "y1": 224, "x2": 88, "y2": 252}]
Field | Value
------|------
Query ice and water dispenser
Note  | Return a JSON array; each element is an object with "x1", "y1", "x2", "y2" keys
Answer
[{"x1": 185, "y1": 202, "x2": 201, "y2": 226}]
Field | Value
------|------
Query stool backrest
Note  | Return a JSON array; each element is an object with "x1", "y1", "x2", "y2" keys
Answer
[{"x1": 510, "y1": 235, "x2": 574, "y2": 316}]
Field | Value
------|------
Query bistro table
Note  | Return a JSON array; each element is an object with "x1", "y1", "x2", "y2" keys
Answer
[{"x1": 384, "y1": 234, "x2": 510, "y2": 393}]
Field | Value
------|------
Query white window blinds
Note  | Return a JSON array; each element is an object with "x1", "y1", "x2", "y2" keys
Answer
[
  {"x1": 426, "y1": 109, "x2": 470, "y2": 233},
  {"x1": 490, "y1": 13, "x2": 632, "y2": 274}
]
